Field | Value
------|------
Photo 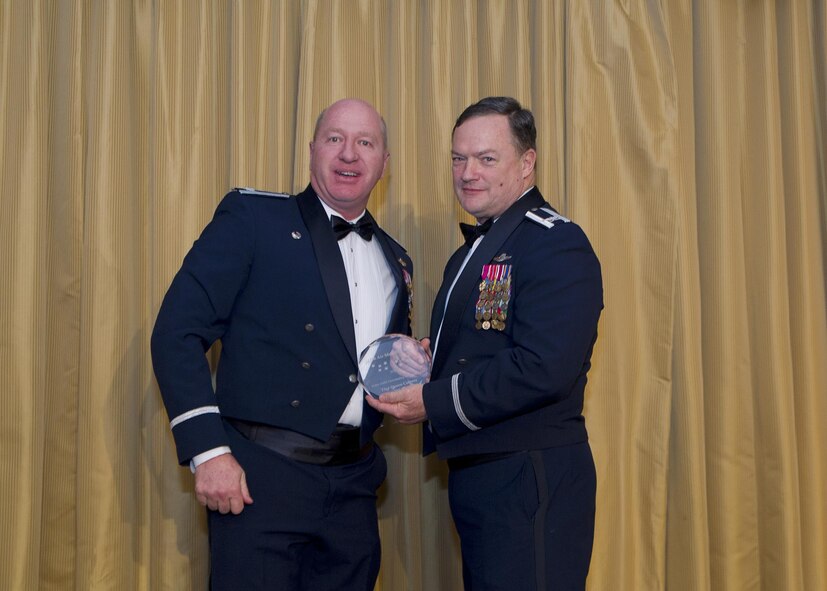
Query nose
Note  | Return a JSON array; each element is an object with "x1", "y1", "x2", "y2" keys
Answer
[
  {"x1": 461, "y1": 159, "x2": 479, "y2": 182},
  {"x1": 339, "y1": 140, "x2": 358, "y2": 162}
]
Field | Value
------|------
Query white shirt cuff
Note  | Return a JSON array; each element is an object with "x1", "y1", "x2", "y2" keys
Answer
[{"x1": 189, "y1": 446, "x2": 232, "y2": 473}]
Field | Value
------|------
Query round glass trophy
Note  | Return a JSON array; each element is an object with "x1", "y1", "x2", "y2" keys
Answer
[{"x1": 358, "y1": 334, "x2": 432, "y2": 398}]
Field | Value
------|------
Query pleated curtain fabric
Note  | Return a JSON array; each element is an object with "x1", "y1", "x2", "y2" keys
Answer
[{"x1": 1, "y1": 1, "x2": 825, "y2": 590}]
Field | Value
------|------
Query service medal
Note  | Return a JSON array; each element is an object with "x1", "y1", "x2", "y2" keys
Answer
[{"x1": 475, "y1": 263, "x2": 513, "y2": 331}]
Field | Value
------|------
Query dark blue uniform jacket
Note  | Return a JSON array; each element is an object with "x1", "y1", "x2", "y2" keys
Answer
[
  {"x1": 423, "y1": 188, "x2": 602, "y2": 459},
  {"x1": 151, "y1": 185, "x2": 412, "y2": 465}
]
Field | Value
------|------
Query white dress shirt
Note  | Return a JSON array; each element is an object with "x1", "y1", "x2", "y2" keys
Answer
[{"x1": 319, "y1": 199, "x2": 397, "y2": 426}]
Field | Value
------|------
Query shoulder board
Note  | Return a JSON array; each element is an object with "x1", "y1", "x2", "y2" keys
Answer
[
  {"x1": 524, "y1": 206, "x2": 570, "y2": 229},
  {"x1": 234, "y1": 187, "x2": 290, "y2": 199}
]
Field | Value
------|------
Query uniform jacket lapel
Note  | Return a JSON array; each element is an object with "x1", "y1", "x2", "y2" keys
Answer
[
  {"x1": 296, "y1": 187, "x2": 358, "y2": 364},
  {"x1": 432, "y1": 189, "x2": 545, "y2": 375}
]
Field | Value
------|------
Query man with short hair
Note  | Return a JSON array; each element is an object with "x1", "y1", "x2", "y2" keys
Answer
[
  {"x1": 152, "y1": 98, "x2": 412, "y2": 590},
  {"x1": 369, "y1": 96, "x2": 602, "y2": 590}
]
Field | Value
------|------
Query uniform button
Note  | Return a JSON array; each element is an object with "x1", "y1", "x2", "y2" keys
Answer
[
  {"x1": 301, "y1": 361, "x2": 311, "y2": 369},
  {"x1": 348, "y1": 374, "x2": 358, "y2": 383},
  {"x1": 291, "y1": 400, "x2": 301, "y2": 408},
  {"x1": 304, "y1": 323, "x2": 314, "y2": 332},
  {"x1": 457, "y1": 358, "x2": 468, "y2": 365}
]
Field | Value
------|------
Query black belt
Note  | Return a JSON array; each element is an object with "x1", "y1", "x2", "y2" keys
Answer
[
  {"x1": 227, "y1": 418, "x2": 373, "y2": 466},
  {"x1": 447, "y1": 451, "x2": 517, "y2": 470}
]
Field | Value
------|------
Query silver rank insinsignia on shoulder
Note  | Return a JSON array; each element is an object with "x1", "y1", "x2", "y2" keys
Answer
[
  {"x1": 525, "y1": 206, "x2": 570, "y2": 228},
  {"x1": 235, "y1": 187, "x2": 290, "y2": 199}
]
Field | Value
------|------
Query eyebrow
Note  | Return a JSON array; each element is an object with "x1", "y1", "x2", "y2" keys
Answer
[
  {"x1": 326, "y1": 127, "x2": 379, "y2": 140},
  {"x1": 452, "y1": 149, "x2": 498, "y2": 158}
]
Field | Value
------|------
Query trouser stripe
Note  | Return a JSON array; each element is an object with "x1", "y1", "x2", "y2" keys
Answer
[{"x1": 531, "y1": 450, "x2": 550, "y2": 591}]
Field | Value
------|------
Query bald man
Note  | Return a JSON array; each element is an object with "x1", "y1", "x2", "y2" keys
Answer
[{"x1": 152, "y1": 99, "x2": 413, "y2": 590}]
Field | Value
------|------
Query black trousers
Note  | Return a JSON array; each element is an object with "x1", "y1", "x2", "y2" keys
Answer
[
  {"x1": 448, "y1": 442, "x2": 596, "y2": 591},
  {"x1": 208, "y1": 421, "x2": 387, "y2": 591}
]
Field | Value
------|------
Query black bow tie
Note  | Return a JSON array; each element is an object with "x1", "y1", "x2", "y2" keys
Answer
[
  {"x1": 331, "y1": 214, "x2": 374, "y2": 241},
  {"x1": 459, "y1": 218, "x2": 493, "y2": 246}
]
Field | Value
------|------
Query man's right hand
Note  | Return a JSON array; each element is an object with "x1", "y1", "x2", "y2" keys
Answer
[{"x1": 194, "y1": 453, "x2": 254, "y2": 515}]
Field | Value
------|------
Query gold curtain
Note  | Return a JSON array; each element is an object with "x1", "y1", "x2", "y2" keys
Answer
[{"x1": 1, "y1": 1, "x2": 825, "y2": 589}]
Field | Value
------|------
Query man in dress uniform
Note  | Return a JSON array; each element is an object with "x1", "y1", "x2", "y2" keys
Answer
[
  {"x1": 368, "y1": 96, "x2": 603, "y2": 590},
  {"x1": 151, "y1": 98, "x2": 413, "y2": 590}
]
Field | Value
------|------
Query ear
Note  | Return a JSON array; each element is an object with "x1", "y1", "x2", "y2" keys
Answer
[
  {"x1": 308, "y1": 141, "x2": 315, "y2": 170},
  {"x1": 381, "y1": 151, "x2": 390, "y2": 177},
  {"x1": 520, "y1": 148, "x2": 537, "y2": 178}
]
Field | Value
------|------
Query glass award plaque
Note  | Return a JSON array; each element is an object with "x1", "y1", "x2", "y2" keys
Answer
[{"x1": 358, "y1": 334, "x2": 431, "y2": 398}]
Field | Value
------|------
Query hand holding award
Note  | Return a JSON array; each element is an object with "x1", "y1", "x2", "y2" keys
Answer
[{"x1": 358, "y1": 334, "x2": 431, "y2": 398}]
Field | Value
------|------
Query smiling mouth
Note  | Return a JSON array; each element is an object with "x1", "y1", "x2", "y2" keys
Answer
[{"x1": 336, "y1": 170, "x2": 360, "y2": 178}]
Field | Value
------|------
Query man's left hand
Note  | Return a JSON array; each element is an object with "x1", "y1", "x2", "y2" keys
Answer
[{"x1": 366, "y1": 384, "x2": 427, "y2": 424}]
